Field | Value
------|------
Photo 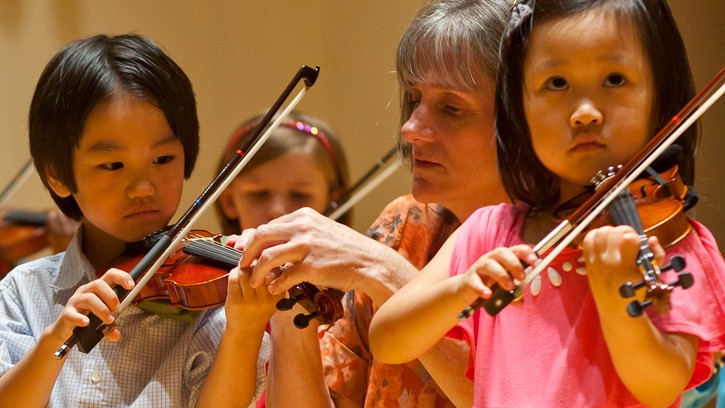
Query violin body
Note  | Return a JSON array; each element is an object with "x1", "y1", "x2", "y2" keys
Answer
[
  {"x1": 108, "y1": 230, "x2": 344, "y2": 327},
  {"x1": 557, "y1": 165, "x2": 692, "y2": 250},
  {"x1": 0, "y1": 210, "x2": 50, "y2": 278},
  {"x1": 107, "y1": 231, "x2": 230, "y2": 311},
  {"x1": 627, "y1": 165, "x2": 691, "y2": 248}
]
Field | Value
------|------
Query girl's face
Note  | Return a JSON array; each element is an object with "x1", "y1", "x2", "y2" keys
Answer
[
  {"x1": 48, "y1": 93, "x2": 185, "y2": 244},
  {"x1": 220, "y1": 151, "x2": 332, "y2": 229},
  {"x1": 523, "y1": 10, "x2": 654, "y2": 202},
  {"x1": 401, "y1": 80, "x2": 501, "y2": 220}
]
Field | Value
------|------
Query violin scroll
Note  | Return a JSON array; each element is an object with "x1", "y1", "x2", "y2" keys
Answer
[{"x1": 275, "y1": 282, "x2": 344, "y2": 328}]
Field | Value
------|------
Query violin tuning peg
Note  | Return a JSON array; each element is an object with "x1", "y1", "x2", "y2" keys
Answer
[
  {"x1": 673, "y1": 271, "x2": 694, "y2": 290},
  {"x1": 293, "y1": 311, "x2": 319, "y2": 329},
  {"x1": 661, "y1": 255, "x2": 686, "y2": 272},
  {"x1": 276, "y1": 297, "x2": 297, "y2": 311},
  {"x1": 619, "y1": 281, "x2": 645, "y2": 298},
  {"x1": 626, "y1": 299, "x2": 651, "y2": 317}
]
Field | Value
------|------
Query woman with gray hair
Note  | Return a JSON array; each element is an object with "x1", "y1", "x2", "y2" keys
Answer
[{"x1": 230, "y1": 0, "x2": 510, "y2": 406}]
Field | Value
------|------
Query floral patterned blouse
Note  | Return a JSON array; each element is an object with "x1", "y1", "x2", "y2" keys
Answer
[{"x1": 320, "y1": 194, "x2": 461, "y2": 407}]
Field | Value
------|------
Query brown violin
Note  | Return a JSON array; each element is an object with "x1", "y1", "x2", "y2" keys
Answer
[
  {"x1": 108, "y1": 229, "x2": 346, "y2": 329},
  {"x1": 590, "y1": 161, "x2": 694, "y2": 316},
  {"x1": 104, "y1": 230, "x2": 232, "y2": 311},
  {"x1": 0, "y1": 209, "x2": 49, "y2": 277},
  {"x1": 555, "y1": 159, "x2": 694, "y2": 251}
]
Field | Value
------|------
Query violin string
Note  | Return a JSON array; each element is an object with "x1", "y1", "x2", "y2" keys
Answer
[{"x1": 183, "y1": 239, "x2": 241, "y2": 267}]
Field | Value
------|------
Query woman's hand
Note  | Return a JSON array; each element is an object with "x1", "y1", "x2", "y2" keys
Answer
[{"x1": 227, "y1": 207, "x2": 415, "y2": 306}]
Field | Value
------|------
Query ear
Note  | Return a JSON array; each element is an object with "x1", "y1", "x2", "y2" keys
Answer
[
  {"x1": 218, "y1": 189, "x2": 239, "y2": 219},
  {"x1": 45, "y1": 168, "x2": 72, "y2": 198}
]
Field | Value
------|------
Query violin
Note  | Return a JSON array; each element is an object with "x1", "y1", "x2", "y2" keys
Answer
[
  {"x1": 184, "y1": 237, "x2": 346, "y2": 329},
  {"x1": 563, "y1": 160, "x2": 695, "y2": 316},
  {"x1": 459, "y1": 66, "x2": 724, "y2": 319},
  {"x1": 0, "y1": 209, "x2": 50, "y2": 277},
  {"x1": 103, "y1": 230, "x2": 231, "y2": 311},
  {"x1": 554, "y1": 153, "x2": 694, "y2": 250},
  {"x1": 54, "y1": 65, "x2": 321, "y2": 359},
  {"x1": 0, "y1": 160, "x2": 47, "y2": 276},
  {"x1": 106, "y1": 227, "x2": 346, "y2": 329}
]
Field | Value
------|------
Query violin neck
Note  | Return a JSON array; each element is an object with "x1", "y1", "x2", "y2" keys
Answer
[
  {"x1": 608, "y1": 190, "x2": 646, "y2": 236},
  {"x1": 3, "y1": 209, "x2": 48, "y2": 226},
  {"x1": 182, "y1": 239, "x2": 240, "y2": 269}
]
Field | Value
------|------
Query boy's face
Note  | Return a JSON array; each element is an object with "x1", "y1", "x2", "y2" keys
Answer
[{"x1": 48, "y1": 93, "x2": 185, "y2": 243}]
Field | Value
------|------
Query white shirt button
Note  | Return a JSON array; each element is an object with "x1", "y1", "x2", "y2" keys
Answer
[{"x1": 90, "y1": 371, "x2": 101, "y2": 384}]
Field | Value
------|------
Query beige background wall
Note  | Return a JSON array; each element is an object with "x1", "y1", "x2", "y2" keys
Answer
[{"x1": 0, "y1": 1, "x2": 722, "y2": 252}]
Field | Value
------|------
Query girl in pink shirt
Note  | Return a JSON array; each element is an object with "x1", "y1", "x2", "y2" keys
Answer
[{"x1": 370, "y1": 1, "x2": 725, "y2": 406}]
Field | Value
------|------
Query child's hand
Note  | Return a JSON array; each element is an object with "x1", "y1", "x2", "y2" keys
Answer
[
  {"x1": 459, "y1": 245, "x2": 538, "y2": 301},
  {"x1": 51, "y1": 268, "x2": 134, "y2": 343},
  {"x1": 224, "y1": 266, "x2": 282, "y2": 333},
  {"x1": 582, "y1": 225, "x2": 666, "y2": 311}
]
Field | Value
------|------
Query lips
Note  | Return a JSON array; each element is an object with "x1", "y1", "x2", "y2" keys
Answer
[
  {"x1": 125, "y1": 206, "x2": 159, "y2": 220},
  {"x1": 412, "y1": 149, "x2": 441, "y2": 167},
  {"x1": 571, "y1": 133, "x2": 605, "y2": 152}
]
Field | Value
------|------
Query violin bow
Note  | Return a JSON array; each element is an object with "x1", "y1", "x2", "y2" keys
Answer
[
  {"x1": 0, "y1": 159, "x2": 35, "y2": 209},
  {"x1": 326, "y1": 146, "x2": 399, "y2": 221},
  {"x1": 460, "y1": 66, "x2": 725, "y2": 319},
  {"x1": 54, "y1": 65, "x2": 321, "y2": 359}
]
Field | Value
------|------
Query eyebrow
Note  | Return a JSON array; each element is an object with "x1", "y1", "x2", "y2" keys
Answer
[
  {"x1": 531, "y1": 53, "x2": 635, "y2": 72},
  {"x1": 86, "y1": 134, "x2": 179, "y2": 153}
]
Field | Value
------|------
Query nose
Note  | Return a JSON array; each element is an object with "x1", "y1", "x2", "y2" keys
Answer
[
  {"x1": 265, "y1": 194, "x2": 291, "y2": 221},
  {"x1": 127, "y1": 174, "x2": 155, "y2": 199},
  {"x1": 569, "y1": 100, "x2": 603, "y2": 128},
  {"x1": 401, "y1": 104, "x2": 435, "y2": 144}
]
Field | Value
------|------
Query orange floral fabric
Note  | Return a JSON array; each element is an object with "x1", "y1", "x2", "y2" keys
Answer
[{"x1": 320, "y1": 195, "x2": 460, "y2": 407}]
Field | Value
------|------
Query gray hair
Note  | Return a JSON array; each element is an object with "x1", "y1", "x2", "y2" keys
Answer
[{"x1": 395, "y1": 0, "x2": 510, "y2": 165}]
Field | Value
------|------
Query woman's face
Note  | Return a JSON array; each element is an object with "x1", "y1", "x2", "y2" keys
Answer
[
  {"x1": 219, "y1": 151, "x2": 332, "y2": 230},
  {"x1": 400, "y1": 79, "x2": 502, "y2": 220}
]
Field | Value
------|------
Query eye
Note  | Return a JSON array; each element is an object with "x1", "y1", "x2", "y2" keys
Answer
[
  {"x1": 444, "y1": 104, "x2": 464, "y2": 114},
  {"x1": 408, "y1": 94, "x2": 421, "y2": 108},
  {"x1": 100, "y1": 162, "x2": 123, "y2": 171},
  {"x1": 244, "y1": 190, "x2": 269, "y2": 201},
  {"x1": 604, "y1": 73, "x2": 627, "y2": 87},
  {"x1": 544, "y1": 76, "x2": 568, "y2": 91},
  {"x1": 290, "y1": 191, "x2": 313, "y2": 202},
  {"x1": 153, "y1": 155, "x2": 176, "y2": 165}
]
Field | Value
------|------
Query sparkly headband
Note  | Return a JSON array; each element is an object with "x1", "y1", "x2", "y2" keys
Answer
[
  {"x1": 226, "y1": 119, "x2": 338, "y2": 162},
  {"x1": 224, "y1": 119, "x2": 342, "y2": 185}
]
